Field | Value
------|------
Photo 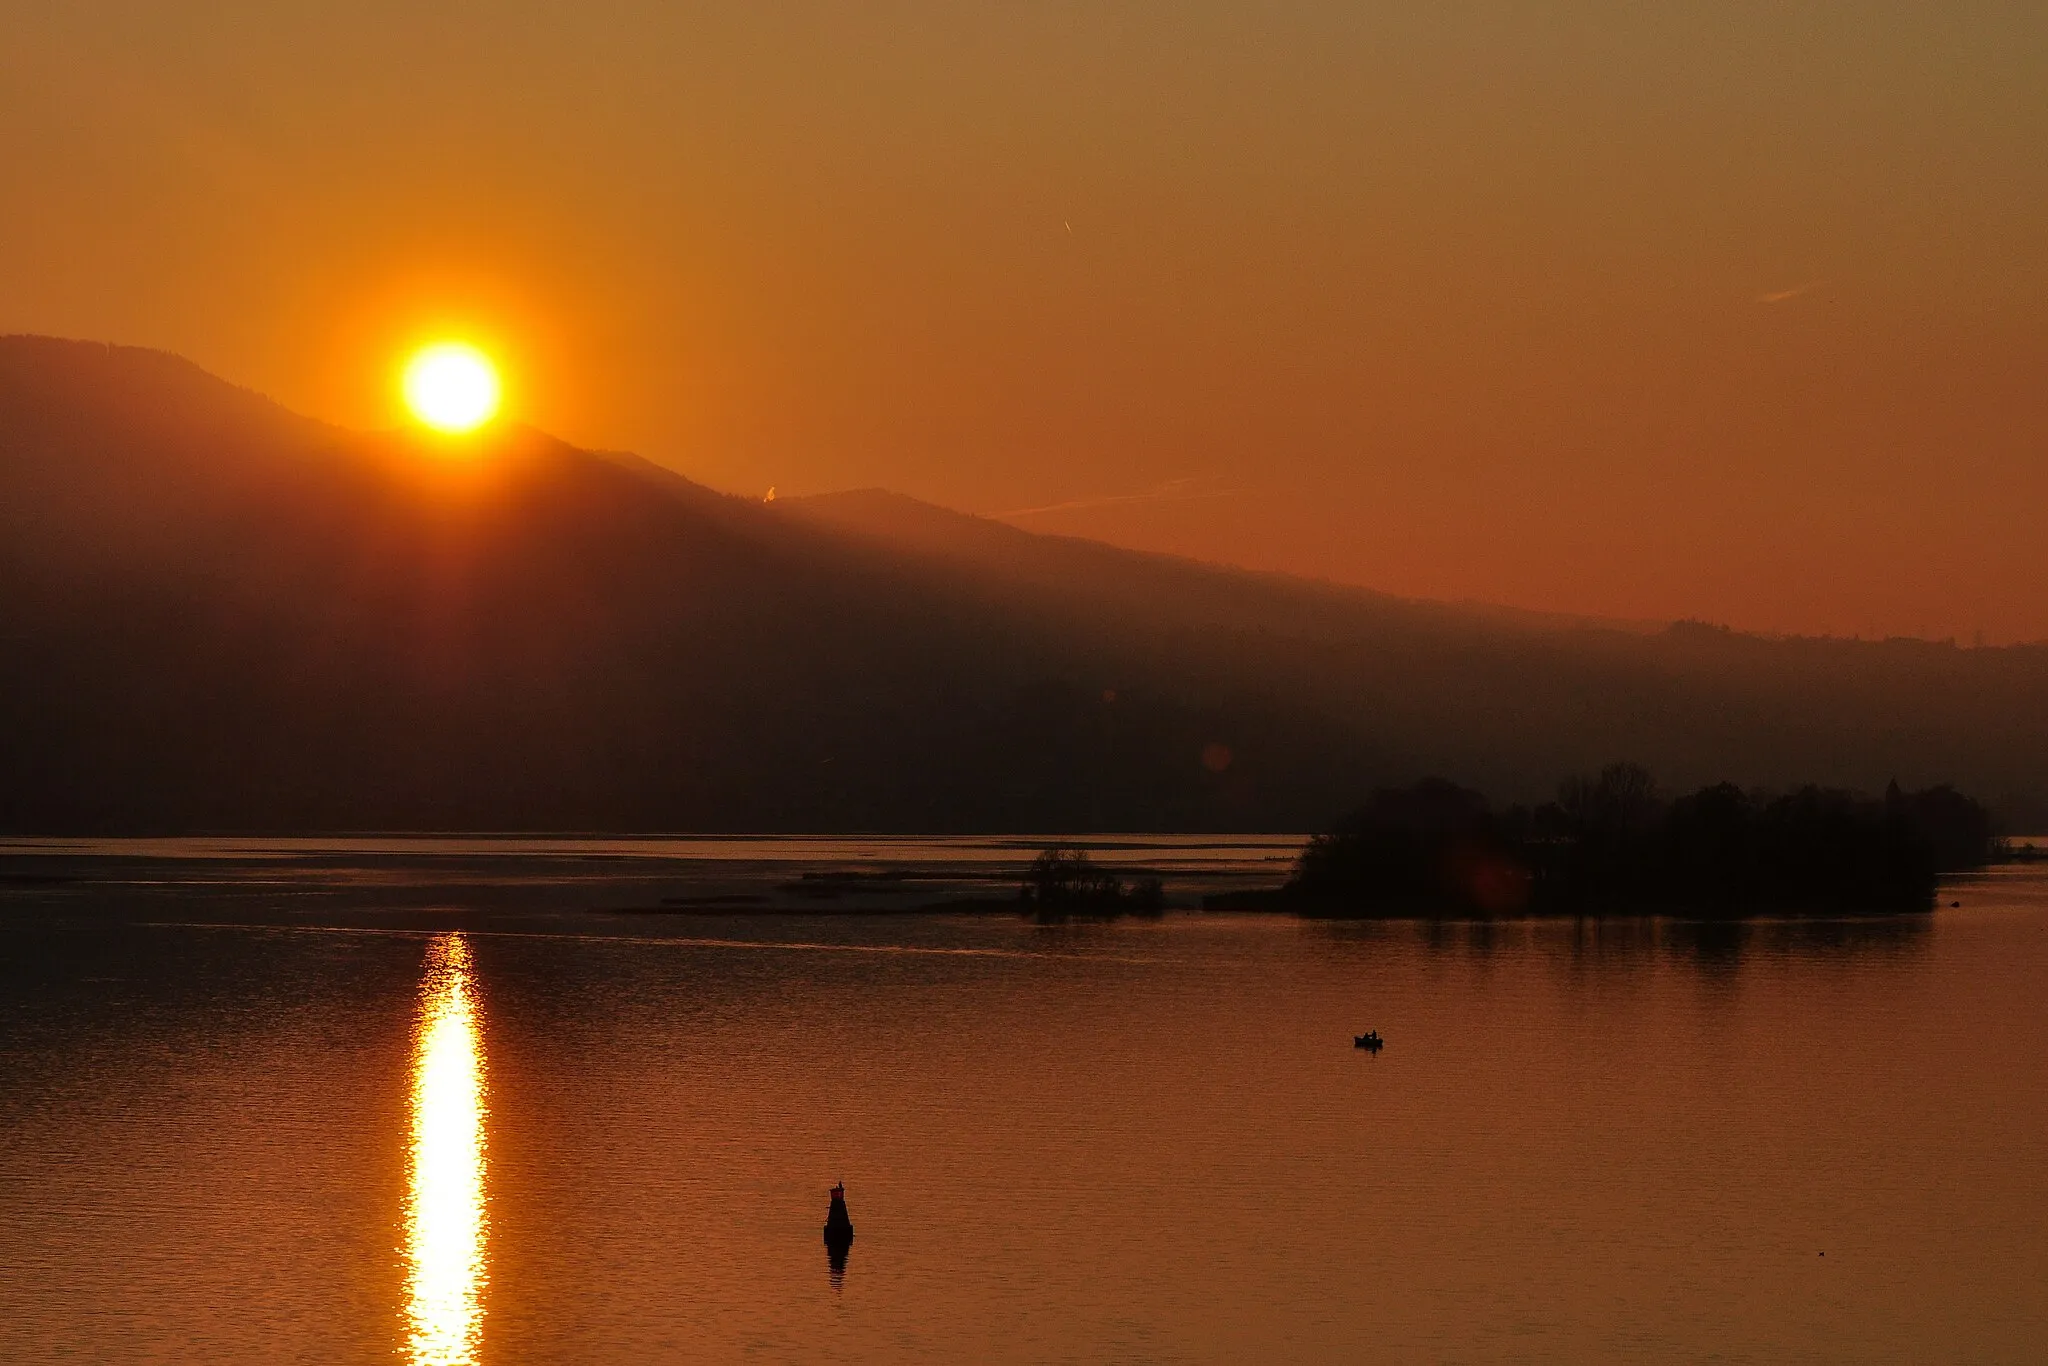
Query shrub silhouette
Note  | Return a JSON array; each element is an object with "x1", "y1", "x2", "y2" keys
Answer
[{"x1": 1020, "y1": 847, "x2": 1165, "y2": 921}]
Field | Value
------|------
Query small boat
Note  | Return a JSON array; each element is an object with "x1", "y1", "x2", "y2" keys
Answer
[{"x1": 1354, "y1": 1031, "x2": 1383, "y2": 1051}]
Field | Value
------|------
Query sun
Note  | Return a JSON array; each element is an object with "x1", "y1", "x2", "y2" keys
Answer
[{"x1": 402, "y1": 342, "x2": 502, "y2": 433}]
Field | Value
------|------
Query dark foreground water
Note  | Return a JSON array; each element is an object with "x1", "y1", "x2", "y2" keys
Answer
[{"x1": 3, "y1": 841, "x2": 2046, "y2": 1363}]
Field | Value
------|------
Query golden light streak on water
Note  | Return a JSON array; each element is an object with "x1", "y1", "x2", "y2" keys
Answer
[{"x1": 405, "y1": 934, "x2": 488, "y2": 1365}]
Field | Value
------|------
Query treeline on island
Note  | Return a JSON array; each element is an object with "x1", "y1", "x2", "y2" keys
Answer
[
  {"x1": 1242, "y1": 767, "x2": 2006, "y2": 919},
  {"x1": 1018, "y1": 846, "x2": 1166, "y2": 922}
]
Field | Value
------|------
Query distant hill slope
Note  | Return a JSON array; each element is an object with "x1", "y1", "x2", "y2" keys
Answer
[
  {"x1": 779, "y1": 487, "x2": 2048, "y2": 825},
  {"x1": 783, "y1": 487, "x2": 1657, "y2": 641},
  {"x1": 2, "y1": 336, "x2": 2043, "y2": 833}
]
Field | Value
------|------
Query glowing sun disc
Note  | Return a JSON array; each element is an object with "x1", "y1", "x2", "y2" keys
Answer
[{"x1": 403, "y1": 343, "x2": 502, "y2": 433}]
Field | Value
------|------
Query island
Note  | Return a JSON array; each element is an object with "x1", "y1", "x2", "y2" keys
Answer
[{"x1": 1215, "y1": 766, "x2": 2008, "y2": 919}]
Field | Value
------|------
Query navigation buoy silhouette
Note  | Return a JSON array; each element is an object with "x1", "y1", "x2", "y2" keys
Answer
[{"x1": 824, "y1": 1182, "x2": 855, "y2": 1283}]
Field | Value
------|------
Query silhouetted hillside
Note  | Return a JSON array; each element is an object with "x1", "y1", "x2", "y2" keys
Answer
[
  {"x1": 781, "y1": 489, "x2": 2048, "y2": 824},
  {"x1": 2, "y1": 336, "x2": 2044, "y2": 833},
  {"x1": 0, "y1": 338, "x2": 1376, "y2": 831},
  {"x1": 784, "y1": 487, "x2": 1657, "y2": 642}
]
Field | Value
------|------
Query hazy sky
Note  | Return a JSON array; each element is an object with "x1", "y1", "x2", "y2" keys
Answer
[{"x1": 4, "y1": 2, "x2": 2044, "y2": 639}]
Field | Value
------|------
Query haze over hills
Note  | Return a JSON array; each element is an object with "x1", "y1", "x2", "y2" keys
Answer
[{"x1": 2, "y1": 335, "x2": 2044, "y2": 834}]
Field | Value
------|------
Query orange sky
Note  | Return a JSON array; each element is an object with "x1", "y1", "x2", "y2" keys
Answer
[{"x1": 4, "y1": 3, "x2": 2043, "y2": 640}]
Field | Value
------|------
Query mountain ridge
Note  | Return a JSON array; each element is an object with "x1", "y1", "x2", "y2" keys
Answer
[
  {"x1": 3, "y1": 335, "x2": 2043, "y2": 834},
  {"x1": 782, "y1": 486, "x2": 1670, "y2": 640}
]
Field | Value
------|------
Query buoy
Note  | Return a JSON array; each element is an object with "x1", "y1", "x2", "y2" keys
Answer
[{"x1": 824, "y1": 1183, "x2": 854, "y2": 1248}]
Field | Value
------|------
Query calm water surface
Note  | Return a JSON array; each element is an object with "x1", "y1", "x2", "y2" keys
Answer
[{"x1": 3, "y1": 842, "x2": 2046, "y2": 1362}]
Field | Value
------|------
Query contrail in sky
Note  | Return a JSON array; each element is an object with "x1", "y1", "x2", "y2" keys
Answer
[
  {"x1": 1757, "y1": 279, "x2": 1824, "y2": 304},
  {"x1": 996, "y1": 475, "x2": 1241, "y2": 519}
]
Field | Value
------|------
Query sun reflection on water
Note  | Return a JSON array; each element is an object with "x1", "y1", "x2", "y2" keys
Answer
[{"x1": 405, "y1": 934, "x2": 488, "y2": 1365}]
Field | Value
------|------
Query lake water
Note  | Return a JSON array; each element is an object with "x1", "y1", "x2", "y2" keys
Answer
[{"x1": 3, "y1": 839, "x2": 2046, "y2": 1362}]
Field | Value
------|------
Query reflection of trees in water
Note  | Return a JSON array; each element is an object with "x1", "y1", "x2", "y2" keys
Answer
[
  {"x1": 1394, "y1": 912, "x2": 1934, "y2": 979},
  {"x1": 1663, "y1": 913, "x2": 1932, "y2": 969},
  {"x1": 1669, "y1": 919, "x2": 1747, "y2": 984},
  {"x1": 1416, "y1": 916, "x2": 1534, "y2": 961}
]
